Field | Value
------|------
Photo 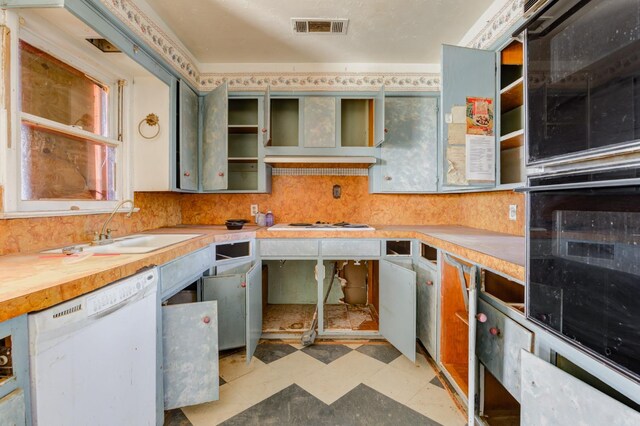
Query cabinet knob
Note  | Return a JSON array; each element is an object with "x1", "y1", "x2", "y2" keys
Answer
[
  {"x1": 490, "y1": 327, "x2": 500, "y2": 336},
  {"x1": 203, "y1": 316, "x2": 211, "y2": 324},
  {"x1": 241, "y1": 282, "x2": 246, "y2": 288},
  {"x1": 184, "y1": 171, "x2": 191, "y2": 177},
  {"x1": 384, "y1": 176, "x2": 392, "y2": 181},
  {"x1": 261, "y1": 128, "x2": 267, "y2": 134},
  {"x1": 476, "y1": 313, "x2": 488, "y2": 323},
  {"x1": 218, "y1": 172, "x2": 225, "y2": 177},
  {"x1": 384, "y1": 128, "x2": 389, "y2": 134},
  {"x1": 426, "y1": 280, "x2": 433, "y2": 286}
]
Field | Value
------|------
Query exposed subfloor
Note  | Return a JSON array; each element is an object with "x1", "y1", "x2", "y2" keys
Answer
[
  {"x1": 165, "y1": 341, "x2": 466, "y2": 426},
  {"x1": 262, "y1": 304, "x2": 316, "y2": 333},
  {"x1": 324, "y1": 304, "x2": 378, "y2": 331}
]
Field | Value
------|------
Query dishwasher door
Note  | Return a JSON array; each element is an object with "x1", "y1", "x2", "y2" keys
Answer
[{"x1": 29, "y1": 268, "x2": 158, "y2": 426}]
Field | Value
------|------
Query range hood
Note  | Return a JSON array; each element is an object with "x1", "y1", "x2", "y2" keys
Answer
[{"x1": 264, "y1": 156, "x2": 376, "y2": 165}]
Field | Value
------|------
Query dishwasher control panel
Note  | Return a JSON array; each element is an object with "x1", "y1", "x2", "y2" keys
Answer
[{"x1": 87, "y1": 270, "x2": 157, "y2": 316}]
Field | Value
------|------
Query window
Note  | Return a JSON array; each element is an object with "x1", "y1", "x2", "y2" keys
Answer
[{"x1": 18, "y1": 40, "x2": 120, "y2": 205}]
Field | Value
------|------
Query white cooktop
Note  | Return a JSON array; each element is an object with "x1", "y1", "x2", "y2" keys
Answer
[{"x1": 268, "y1": 223, "x2": 375, "y2": 231}]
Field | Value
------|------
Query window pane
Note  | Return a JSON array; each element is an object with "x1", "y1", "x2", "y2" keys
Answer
[
  {"x1": 19, "y1": 40, "x2": 108, "y2": 136},
  {"x1": 21, "y1": 122, "x2": 116, "y2": 201}
]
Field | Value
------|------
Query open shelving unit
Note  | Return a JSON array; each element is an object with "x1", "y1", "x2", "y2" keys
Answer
[
  {"x1": 228, "y1": 99, "x2": 260, "y2": 190},
  {"x1": 498, "y1": 40, "x2": 525, "y2": 186}
]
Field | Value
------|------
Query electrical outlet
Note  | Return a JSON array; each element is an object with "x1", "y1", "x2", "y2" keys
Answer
[
  {"x1": 509, "y1": 205, "x2": 517, "y2": 221},
  {"x1": 250, "y1": 204, "x2": 259, "y2": 216}
]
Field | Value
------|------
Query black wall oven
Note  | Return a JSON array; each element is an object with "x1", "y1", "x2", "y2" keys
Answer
[
  {"x1": 527, "y1": 167, "x2": 640, "y2": 383},
  {"x1": 526, "y1": 0, "x2": 640, "y2": 164}
]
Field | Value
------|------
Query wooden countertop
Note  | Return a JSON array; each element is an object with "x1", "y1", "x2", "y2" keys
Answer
[{"x1": 0, "y1": 224, "x2": 524, "y2": 322}]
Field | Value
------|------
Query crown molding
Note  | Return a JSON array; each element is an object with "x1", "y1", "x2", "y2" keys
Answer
[
  {"x1": 100, "y1": 0, "x2": 524, "y2": 92},
  {"x1": 100, "y1": 0, "x2": 199, "y2": 85}
]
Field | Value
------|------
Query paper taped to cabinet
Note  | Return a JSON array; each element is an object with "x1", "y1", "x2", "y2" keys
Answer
[
  {"x1": 447, "y1": 123, "x2": 466, "y2": 146},
  {"x1": 446, "y1": 145, "x2": 468, "y2": 186},
  {"x1": 466, "y1": 134, "x2": 495, "y2": 182}
]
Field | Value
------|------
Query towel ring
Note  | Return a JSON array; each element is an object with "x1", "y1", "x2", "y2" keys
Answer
[{"x1": 138, "y1": 113, "x2": 160, "y2": 139}]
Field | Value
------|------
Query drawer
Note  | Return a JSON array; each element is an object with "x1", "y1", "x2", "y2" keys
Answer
[
  {"x1": 477, "y1": 299, "x2": 533, "y2": 402},
  {"x1": 321, "y1": 240, "x2": 381, "y2": 257},
  {"x1": 259, "y1": 239, "x2": 319, "y2": 257},
  {"x1": 160, "y1": 245, "x2": 214, "y2": 298}
]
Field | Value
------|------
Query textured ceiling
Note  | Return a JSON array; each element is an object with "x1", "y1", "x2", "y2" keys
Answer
[{"x1": 145, "y1": 0, "x2": 494, "y2": 64}]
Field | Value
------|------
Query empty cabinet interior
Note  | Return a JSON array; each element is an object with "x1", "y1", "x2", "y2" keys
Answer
[
  {"x1": 420, "y1": 243, "x2": 438, "y2": 265},
  {"x1": 270, "y1": 99, "x2": 299, "y2": 146},
  {"x1": 482, "y1": 270, "x2": 524, "y2": 314},
  {"x1": 228, "y1": 99, "x2": 259, "y2": 190},
  {"x1": 262, "y1": 260, "x2": 319, "y2": 334},
  {"x1": 322, "y1": 260, "x2": 379, "y2": 333},
  {"x1": 499, "y1": 39, "x2": 525, "y2": 185},
  {"x1": 216, "y1": 242, "x2": 251, "y2": 262},
  {"x1": 386, "y1": 240, "x2": 412, "y2": 256},
  {"x1": 341, "y1": 99, "x2": 374, "y2": 147},
  {"x1": 480, "y1": 366, "x2": 520, "y2": 426},
  {"x1": 440, "y1": 256, "x2": 472, "y2": 395}
]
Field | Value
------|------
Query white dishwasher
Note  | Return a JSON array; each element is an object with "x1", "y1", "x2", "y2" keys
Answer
[{"x1": 29, "y1": 268, "x2": 158, "y2": 426}]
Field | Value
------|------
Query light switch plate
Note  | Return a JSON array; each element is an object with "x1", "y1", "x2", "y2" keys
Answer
[
  {"x1": 509, "y1": 205, "x2": 517, "y2": 221},
  {"x1": 250, "y1": 204, "x2": 258, "y2": 216}
]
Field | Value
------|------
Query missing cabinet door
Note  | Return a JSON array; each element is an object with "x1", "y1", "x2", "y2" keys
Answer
[{"x1": 0, "y1": 335, "x2": 13, "y2": 383}]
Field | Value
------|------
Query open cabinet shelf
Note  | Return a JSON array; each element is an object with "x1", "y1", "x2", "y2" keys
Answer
[{"x1": 498, "y1": 39, "x2": 525, "y2": 187}]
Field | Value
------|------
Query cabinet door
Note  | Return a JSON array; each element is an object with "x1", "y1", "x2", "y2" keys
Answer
[
  {"x1": 379, "y1": 259, "x2": 416, "y2": 362},
  {"x1": 303, "y1": 97, "x2": 336, "y2": 147},
  {"x1": 441, "y1": 45, "x2": 496, "y2": 189},
  {"x1": 202, "y1": 274, "x2": 246, "y2": 350},
  {"x1": 202, "y1": 82, "x2": 228, "y2": 190},
  {"x1": 263, "y1": 85, "x2": 271, "y2": 146},
  {"x1": 178, "y1": 80, "x2": 199, "y2": 191},
  {"x1": 467, "y1": 266, "x2": 478, "y2": 426},
  {"x1": 0, "y1": 389, "x2": 26, "y2": 426},
  {"x1": 245, "y1": 260, "x2": 263, "y2": 364},
  {"x1": 520, "y1": 351, "x2": 640, "y2": 426},
  {"x1": 374, "y1": 85, "x2": 385, "y2": 146},
  {"x1": 381, "y1": 97, "x2": 438, "y2": 192},
  {"x1": 416, "y1": 263, "x2": 438, "y2": 357},
  {"x1": 163, "y1": 301, "x2": 219, "y2": 410}
]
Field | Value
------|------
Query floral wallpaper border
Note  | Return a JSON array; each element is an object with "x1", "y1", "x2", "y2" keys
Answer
[
  {"x1": 100, "y1": 0, "x2": 524, "y2": 92},
  {"x1": 466, "y1": 0, "x2": 525, "y2": 50},
  {"x1": 197, "y1": 73, "x2": 441, "y2": 92}
]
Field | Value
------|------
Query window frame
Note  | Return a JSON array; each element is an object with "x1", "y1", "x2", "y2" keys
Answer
[{"x1": 2, "y1": 15, "x2": 133, "y2": 217}]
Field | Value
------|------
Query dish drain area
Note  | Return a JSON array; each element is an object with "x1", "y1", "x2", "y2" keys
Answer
[{"x1": 261, "y1": 259, "x2": 380, "y2": 337}]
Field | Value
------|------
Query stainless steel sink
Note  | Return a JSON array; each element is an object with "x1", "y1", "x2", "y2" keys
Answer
[{"x1": 43, "y1": 233, "x2": 203, "y2": 254}]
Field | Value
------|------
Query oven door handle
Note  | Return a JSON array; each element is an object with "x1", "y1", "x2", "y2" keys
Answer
[{"x1": 516, "y1": 177, "x2": 640, "y2": 192}]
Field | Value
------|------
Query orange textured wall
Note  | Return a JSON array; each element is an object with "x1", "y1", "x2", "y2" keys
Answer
[
  {"x1": 181, "y1": 176, "x2": 525, "y2": 236},
  {"x1": 0, "y1": 191, "x2": 182, "y2": 256}
]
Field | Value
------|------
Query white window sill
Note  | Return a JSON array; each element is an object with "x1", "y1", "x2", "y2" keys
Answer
[{"x1": 0, "y1": 207, "x2": 141, "y2": 219}]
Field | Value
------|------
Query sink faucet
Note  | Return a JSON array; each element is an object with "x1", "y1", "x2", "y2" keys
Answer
[{"x1": 93, "y1": 199, "x2": 135, "y2": 244}]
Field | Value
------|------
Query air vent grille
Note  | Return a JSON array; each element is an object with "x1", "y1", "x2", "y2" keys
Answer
[
  {"x1": 291, "y1": 18, "x2": 349, "y2": 35},
  {"x1": 53, "y1": 304, "x2": 82, "y2": 319}
]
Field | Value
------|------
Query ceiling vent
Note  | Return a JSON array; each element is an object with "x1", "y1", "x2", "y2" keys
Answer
[{"x1": 291, "y1": 18, "x2": 349, "y2": 35}]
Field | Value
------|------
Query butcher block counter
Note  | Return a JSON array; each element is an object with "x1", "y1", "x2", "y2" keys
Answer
[{"x1": 0, "y1": 224, "x2": 524, "y2": 322}]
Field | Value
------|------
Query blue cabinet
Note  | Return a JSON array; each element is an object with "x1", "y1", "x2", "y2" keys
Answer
[
  {"x1": 370, "y1": 96, "x2": 439, "y2": 193},
  {"x1": 0, "y1": 315, "x2": 30, "y2": 426},
  {"x1": 177, "y1": 80, "x2": 199, "y2": 191}
]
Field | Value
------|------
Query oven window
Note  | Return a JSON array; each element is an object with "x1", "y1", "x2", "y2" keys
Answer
[
  {"x1": 529, "y1": 184, "x2": 640, "y2": 380},
  {"x1": 527, "y1": 0, "x2": 640, "y2": 162}
]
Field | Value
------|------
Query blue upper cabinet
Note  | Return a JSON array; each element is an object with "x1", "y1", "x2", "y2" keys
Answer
[
  {"x1": 177, "y1": 81, "x2": 199, "y2": 191},
  {"x1": 370, "y1": 96, "x2": 438, "y2": 193},
  {"x1": 440, "y1": 45, "x2": 496, "y2": 191}
]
